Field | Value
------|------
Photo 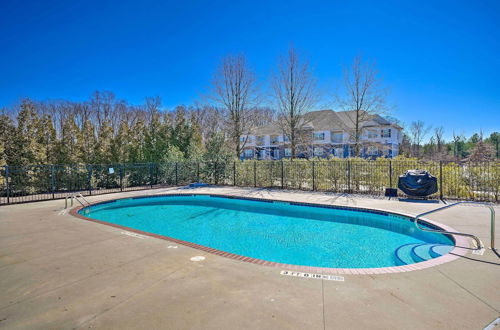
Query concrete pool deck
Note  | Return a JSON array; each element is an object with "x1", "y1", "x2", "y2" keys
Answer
[{"x1": 0, "y1": 187, "x2": 498, "y2": 329}]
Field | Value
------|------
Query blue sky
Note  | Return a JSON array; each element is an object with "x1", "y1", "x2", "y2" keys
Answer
[{"x1": 1, "y1": 0, "x2": 499, "y2": 140}]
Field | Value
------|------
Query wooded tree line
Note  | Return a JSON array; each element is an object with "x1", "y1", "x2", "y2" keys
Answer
[
  {"x1": 1, "y1": 46, "x2": 497, "y2": 166},
  {"x1": 0, "y1": 91, "x2": 274, "y2": 166},
  {"x1": 399, "y1": 121, "x2": 499, "y2": 161}
]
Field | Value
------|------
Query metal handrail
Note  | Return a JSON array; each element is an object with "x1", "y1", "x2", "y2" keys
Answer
[
  {"x1": 75, "y1": 193, "x2": 91, "y2": 206},
  {"x1": 65, "y1": 193, "x2": 91, "y2": 209},
  {"x1": 414, "y1": 201, "x2": 496, "y2": 250}
]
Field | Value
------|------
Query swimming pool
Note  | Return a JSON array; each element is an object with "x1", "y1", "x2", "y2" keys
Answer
[{"x1": 76, "y1": 194, "x2": 455, "y2": 270}]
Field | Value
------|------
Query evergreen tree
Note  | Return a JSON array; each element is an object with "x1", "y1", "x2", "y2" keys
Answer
[
  {"x1": 144, "y1": 108, "x2": 164, "y2": 162},
  {"x1": 14, "y1": 100, "x2": 47, "y2": 165},
  {"x1": 0, "y1": 114, "x2": 15, "y2": 165},
  {"x1": 203, "y1": 132, "x2": 233, "y2": 163},
  {"x1": 56, "y1": 117, "x2": 82, "y2": 164},
  {"x1": 81, "y1": 119, "x2": 97, "y2": 164},
  {"x1": 485, "y1": 132, "x2": 500, "y2": 158},
  {"x1": 169, "y1": 106, "x2": 193, "y2": 157},
  {"x1": 38, "y1": 114, "x2": 57, "y2": 164},
  {"x1": 186, "y1": 119, "x2": 204, "y2": 160},
  {"x1": 128, "y1": 117, "x2": 147, "y2": 163},
  {"x1": 111, "y1": 120, "x2": 130, "y2": 163},
  {"x1": 94, "y1": 120, "x2": 114, "y2": 163}
]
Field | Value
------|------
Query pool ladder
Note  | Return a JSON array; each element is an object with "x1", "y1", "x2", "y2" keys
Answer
[
  {"x1": 65, "y1": 193, "x2": 91, "y2": 209},
  {"x1": 414, "y1": 201, "x2": 496, "y2": 250}
]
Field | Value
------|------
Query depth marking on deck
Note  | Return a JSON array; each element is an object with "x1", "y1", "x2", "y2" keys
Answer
[
  {"x1": 120, "y1": 231, "x2": 148, "y2": 239},
  {"x1": 280, "y1": 270, "x2": 345, "y2": 282}
]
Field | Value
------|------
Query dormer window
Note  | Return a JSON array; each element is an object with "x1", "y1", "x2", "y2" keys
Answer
[{"x1": 381, "y1": 128, "x2": 391, "y2": 138}]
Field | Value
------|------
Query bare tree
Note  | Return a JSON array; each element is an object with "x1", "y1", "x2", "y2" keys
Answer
[
  {"x1": 336, "y1": 56, "x2": 388, "y2": 156},
  {"x1": 189, "y1": 104, "x2": 225, "y2": 144},
  {"x1": 211, "y1": 54, "x2": 258, "y2": 158},
  {"x1": 409, "y1": 120, "x2": 431, "y2": 157},
  {"x1": 434, "y1": 126, "x2": 445, "y2": 153},
  {"x1": 272, "y1": 46, "x2": 317, "y2": 158},
  {"x1": 248, "y1": 106, "x2": 275, "y2": 128}
]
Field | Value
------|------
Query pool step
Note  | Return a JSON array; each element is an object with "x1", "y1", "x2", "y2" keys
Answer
[
  {"x1": 429, "y1": 244, "x2": 454, "y2": 258},
  {"x1": 394, "y1": 243, "x2": 421, "y2": 266},
  {"x1": 394, "y1": 243, "x2": 453, "y2": 266}
]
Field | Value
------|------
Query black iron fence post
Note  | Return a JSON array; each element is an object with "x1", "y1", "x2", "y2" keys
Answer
[
  {"x1": 51, "y1": 165, "x2": 55, "y2": 199},
  {"x1": 439, "y1": 161, "x2": 443, "y2": 200},
  {"x1": 197, "y1": 162, "x2": 200, "y2": 182},
  {"x1": 233, "y1": 161, "x2": 236, "y2": 186},
  {"x1": 281, "y1": 160, "x2": 284, "y2": 189},
  {"x1": 175, "y1": 162, "x2": 178, "y2": 186},
  {"x1": 214, "y1": 162, "x2": 218, "y2": 185},
  {"x1": 119, "y1": 164, "x2": 123, "y2": 191},
  {"x1": 389, "y1": 161, "x2": 393, "y2": 188},
  {"x1": 347, "y1": 160, "x2": 351, "y2": 193},
  {"x1": 5, "y1": 165, "x2": 10, "y2": 204},
  {"x1": 254, "y1": 161, "x2": 257, "y2": 187},
  {"x1": 269, "y1": 162, "x2": 273, "y2": 188},
  {"x1": 312, "y1": 161, "x2": 316, "y2": 191},
  {"x1": 87, "y1": 165, "x2": 92, "y2": 195},
  {"x1": 149, "y1": 163, "x2": 153, "y2": 188}
]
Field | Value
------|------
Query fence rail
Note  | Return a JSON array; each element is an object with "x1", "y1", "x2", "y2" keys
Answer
[{"x1": 1, "y1": 160, "x2": 499, "y2": 205}]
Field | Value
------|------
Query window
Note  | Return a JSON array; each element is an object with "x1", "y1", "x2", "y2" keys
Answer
[
  {"x1": 367, "y1": 146, "x2": 378, "y2": 155},
  {"x1": 256, "y1": 136, "x2": 265, "y2": 145},
  {"x1": 332, "y1": 148, "x2": 343, "y2": 157},
  {"x1": 331, "y1": 132, "x2": 343, "y2": 143},
  {"x1": 314, "y1": 147, "x2": 323, "y2": 156},
  {"x1": 367, "y1": 130, "x2": 378, "y2": 139},
  {"x1": 244, "y1": 149, "x2": 253, "y2": 157},
  {"x1": 381, "y1": 128, "x2": 391, "y2": 138},
  {"x1": 283, "y1": 135, "x2": 290, "y2": 142},
  {"x1": 273, "y1": 149, "x2": 280, "y2": 159},
  {"x1": 284, "y1": 148, "x2": 292, "y2": 157},
  {"x1": 271, "y1": 135, "x2": 280, "y2": 144},
  {"x1": 313, "y1": 132, "x2": 325, "y2": 141}
]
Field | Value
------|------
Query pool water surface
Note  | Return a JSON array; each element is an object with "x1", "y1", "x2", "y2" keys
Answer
[{"x1": 79, "y1": 195, "x2": 454, "y2": 269}]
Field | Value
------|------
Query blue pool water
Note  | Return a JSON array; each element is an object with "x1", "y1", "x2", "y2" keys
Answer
[{"x1": 80, "y1": 195, "x2": 454, "y2": 268}]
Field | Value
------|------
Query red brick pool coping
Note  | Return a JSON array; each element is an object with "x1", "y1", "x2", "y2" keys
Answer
[{"x1": 69, "y1": 193, "x2": 471, "y2": 275}]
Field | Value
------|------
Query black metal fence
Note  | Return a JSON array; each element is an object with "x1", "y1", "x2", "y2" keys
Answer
[{"x1": 1, "y1": 160, "x2": 499, "y2": 205}]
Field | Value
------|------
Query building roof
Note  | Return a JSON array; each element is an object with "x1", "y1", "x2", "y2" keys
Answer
[{"x1": 249, "y1": 109, "x2": 397, "y2": 135}]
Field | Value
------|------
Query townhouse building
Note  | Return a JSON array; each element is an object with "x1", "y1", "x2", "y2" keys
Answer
[{"x1": 240, "y1": 110, "x2": 402, "y2": 160}]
